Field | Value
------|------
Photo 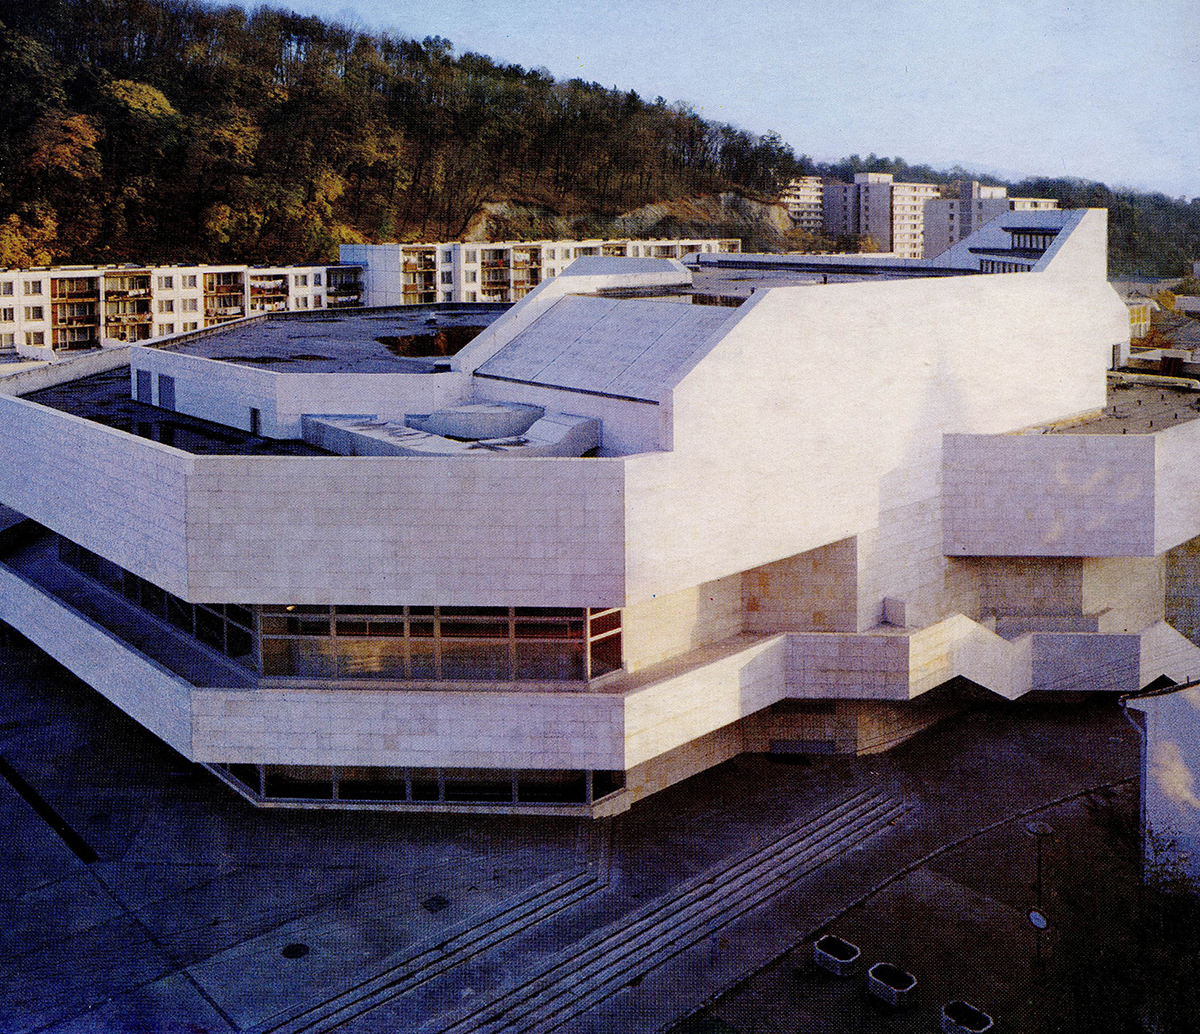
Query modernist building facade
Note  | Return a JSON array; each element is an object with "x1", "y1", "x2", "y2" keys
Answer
[
  {"x1": 0, "y1": 261, "x2": 364, "y2": 360},
  {"x1": 784, "y1": 173, "x2": 1058, "y2": 259},
  {"x1": 3, "y1": 209, "x2": 1200, "y2": 817},
  {"x1": 340, "y1": 238, "x2": 741, "y2": 308}
]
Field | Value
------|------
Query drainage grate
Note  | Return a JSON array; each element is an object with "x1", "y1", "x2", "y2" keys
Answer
[{"x1": 422, "y1": 894, "x2": 450, "y2": 914}]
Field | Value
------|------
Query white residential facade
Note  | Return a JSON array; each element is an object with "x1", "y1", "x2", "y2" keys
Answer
[
  {"x1": 0, "y1": 262, "x2": 365, "y2": 361},
  {"x1": 790, "y1": 174, "x2": 1059, "y2": 259},
  {"x1": 340, "y1": 238, "x2": 741, "y2": 308}
]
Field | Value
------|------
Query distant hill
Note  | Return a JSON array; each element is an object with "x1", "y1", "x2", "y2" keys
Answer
[{"x1": 0, "y1": 1, "x2": 1196, "y2": 275}]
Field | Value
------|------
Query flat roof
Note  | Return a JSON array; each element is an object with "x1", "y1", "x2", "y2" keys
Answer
[
  {"x1": 1042, "y1": 381, "x2": 1200, "y2": 435},
  {"x1": 22, "y1": 368, "x2": 330, "y2": 456},
  {"x1": 166, "y1": 306, "x2": 508, "y2": 373}
]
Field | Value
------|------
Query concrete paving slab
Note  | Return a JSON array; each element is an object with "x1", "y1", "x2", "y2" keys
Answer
[
  {"x1": 38, "y1": 971, "x2": 236, "y2": 1034},
  {"x1": 0, "y1": 872, "x2": 124, "y2": 960}
]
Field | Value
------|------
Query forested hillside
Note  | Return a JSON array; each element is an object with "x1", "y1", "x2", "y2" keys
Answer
[
  {"x1": 0, "y1": 0, "x2": 1197, "y2": 275},
  {"x1": 0, "y1": 0, "x2": 803, "y2": 265}
]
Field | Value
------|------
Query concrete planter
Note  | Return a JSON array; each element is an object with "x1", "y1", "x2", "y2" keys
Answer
[
  {"x1": 813, "y1": 934, "x2": 861, "y2": 977},
  {"x1": 942, "y1": 1000, "x2": 994, "y2": 1033},
  {"x1": 867, "y1": 962, "x2": 917, "y2": 1008}
]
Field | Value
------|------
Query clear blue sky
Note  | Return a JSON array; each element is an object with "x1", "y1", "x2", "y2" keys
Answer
[{"x1": 226, "y1": 0, "x2": 1200, "y2": 199}]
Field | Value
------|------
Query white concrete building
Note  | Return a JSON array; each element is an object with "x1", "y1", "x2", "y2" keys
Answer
[
  {"x1": 789, "y1": 175, "x2": 1059, "y2": 259},
  {"x1": 923, "y1": 182, "x2": 1059, "y2": 259},
  {"x1": 3, "y1": 209, "x2": 1199, "y2": 818},
  {"x1": 780, "y1": 176, "x2": 825, "y2": 234},
  {"x1": 340, "y1": 238, "x2": 741, "y2": 308},
  {"x1": 0, "y1": 262, "x2": 364, "y2": 360}
]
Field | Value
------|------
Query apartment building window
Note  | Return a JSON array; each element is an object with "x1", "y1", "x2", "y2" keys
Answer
[
  {"x1": 158, "y1": 324, "x2": 175, "y2": 336},
  {"x1": 0, "y1": 282, "x2": 12, "y2": 296},
  {"x1": 294, "y1": 274, "x2": 308, "y2": 287},
  {"x1": 313, "y1": 273, "x2": 322, "y2": 286},
  {"x1": 0, "y1": 308, "x2": 12, "y2": 322},
  {"x1": 24, "y1": 280, "x2": 42, "y2": 296},
  {"x1": 464, "y1": 250, "x2": 476, "y2": 263},
  {"x1": 441, "y1": 250, "x2": 452, "y2": 263},
  {"x1": 313, "y1": 296, "x2": 322, "y2": 308},
  {"x1": 182, "y1": 274, "x2": 197, "y2": 288},
  {"x1": 24, "y1": 306, "x2": 44, "y2": 321},
  {"x1": 442, "y1": 292, "x2": 452, "y2": 302},
  {"x1": 544, "y1": 249, "x2": 555, "y2": 259},
  {"x1": 0, "y1": 334, "x2": 13, "y2": 348},
  {"x1": 465, "y1": 270, "x2": 477, "y2": 283},
  {"x1": 157, "y1": 275, "x2": 173, "y2": 290},
  {"x1": 440, "y1": 271, "x2": 453, "y2": 284},
  {"x1": 181, "y1": 298, "x2": 198, "y2": 312},
  {"x1": 157, "y1": 299, "x2": 174, "y2": 313},
  {"x1": 25, "y1": 331, "x2": 44, "y2": 346},
  {"x1": 465, "y1": 291, "x2": 476, "y2": 302},
  {"x1": 297, "y1": 296, "x2": 309, "y2": 309},
  {"x1": 182, "y1": 322, "x2": 199, "y2": 332}
]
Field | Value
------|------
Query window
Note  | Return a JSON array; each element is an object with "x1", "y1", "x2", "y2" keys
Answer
[
  {"x1": 0, "y1": 282, "x2": 12, "y2": 296},
  {"x1": 181, "y1": 297, "x2": 198, "y2": 312},
  {"x1": 294, "y1": 274, "x2": 308, "y2": 287},
  {"x1": 313, "y1": 272, "x2": 322, "y2": 286},
  {"x1": 24, "y1": 280, "x2": 42, "y2": 296},
  {"x1": 0, "y1": 308, "x2": 12, "y2": 322},
  {"x1": 0, "y1": 333, "x2": 14, "y2": 348},
  {"x1": 158, "y1": 323, "x2": 175, "y2": 336},
  {"x1": 465, "y1": 291, "x2": 476, "y2": 302},
  {"x1": 441, "y1": 250, "x2": 452, "y2": 262},
  {"x1": 440, "y1": 271, "x2": 453, "y2": 284},
  {"x1": 25, "y1": 331, "x2": 44, "y2": 346},
  {"x1": 182, "y1": 322, "x2": 198, "y2": 332},
  {"x1": 24, "y1": 306, "x2": 43, "y2": 321},
  {"x1": 157, "y1": 299, "x2": 174, "y2": 313},
  {"x1": 464, "y1": 270, "x2": 477, "y2": 283},
  {"x1": 442, "y1": 292, "x2": 452, "y2": 302},
  {"x1": 182, "y1": 274, "x2": 197, "y2": 288},
  {"x1": 545, "y1": 249, "x2": 555, "y2": 259},
  {"x1": 464, "y1": 250, "x2": 476, "y2": 263},
  {"x1": 296, "y1": 296, "x2": 308, "y2": 309},
  {"x1": 157, "y1": 275, "x2": 174, "y2": 290},
  {"x1": 313, "y1": 295, "x2": 322, "y2": 307}
]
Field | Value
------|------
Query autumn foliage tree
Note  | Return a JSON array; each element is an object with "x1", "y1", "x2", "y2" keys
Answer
[{"x1": 0, "y1": 0, "x2": 806, "y2": 266}]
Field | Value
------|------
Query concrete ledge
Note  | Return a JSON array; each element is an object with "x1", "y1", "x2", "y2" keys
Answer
[{"x1": 0, "y1": 561, "x2": 193, "y2": 753}]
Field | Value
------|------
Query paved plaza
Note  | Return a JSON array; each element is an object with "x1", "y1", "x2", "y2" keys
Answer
[{"x1": 0, "y1": 630, "x2": 1139, "y2": 1033}]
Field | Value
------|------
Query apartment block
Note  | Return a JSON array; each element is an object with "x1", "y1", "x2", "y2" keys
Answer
[
  {"x1": 340, "y1": 238, "x2": 741, "y2": 308},
  {"x1": 923, "y1": 181, "x2": 1059, "y2": 259},
  {"x1": 787, "y1": 175, "x2": 1059, "y2": 260},
  {"x1": 0, "y1": 263, "x2": 364, "y2": 360},
  {"x1": 779, "y1": 176, "x2": 824, "y2": 234}
]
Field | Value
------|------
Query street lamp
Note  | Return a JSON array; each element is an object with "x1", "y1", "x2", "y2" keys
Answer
[{"x1": 1026, "y1": 820, "x2": 1054, "y2": 970}]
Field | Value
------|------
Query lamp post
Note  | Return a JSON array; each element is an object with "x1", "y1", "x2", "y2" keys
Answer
[{"x1": 1026, "y1": 820, "x2": 1054, "y2": 970}]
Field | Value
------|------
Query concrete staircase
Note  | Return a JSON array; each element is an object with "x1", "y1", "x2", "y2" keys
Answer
[{"x1": 431, "y1": 788, "x2": 907, "y2": 1034}]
